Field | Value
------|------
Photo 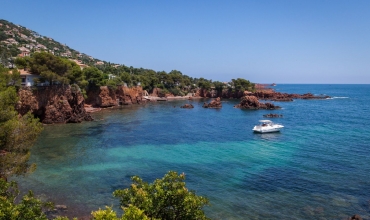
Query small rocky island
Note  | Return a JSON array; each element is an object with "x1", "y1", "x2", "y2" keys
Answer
[
  {"x1": 252, "y1": 91, "x2": 330, "y2": 101},
  {"x1": 234, "y1": 86, "x2": 330, "y2": 110},
  {"x1": 180, "y1": 104, "x2": 194, "y2": 109},
  {"x1": 263, "y1": 114, "x2": 283, "y2": 118},
  {"x1": 203, "y1": 97, "x2": 222, "y2": 108},
  {"x1": 234, "y1": 95, "x2": 280, "y2": 109}
]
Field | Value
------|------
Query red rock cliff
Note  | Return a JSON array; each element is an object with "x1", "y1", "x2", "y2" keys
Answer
[
  {"x1": 17, "y1": 85, "x2": 93, "y2": 124},
  {"x1": 86, "y1": 86, "x2": 145, "y2": 107},
  {"x1": 117, "y1": 86, "x2": 144, "y2": 105}
]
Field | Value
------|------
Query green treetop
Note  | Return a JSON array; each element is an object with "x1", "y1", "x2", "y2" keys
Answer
[
  {"x1": 92, "y1": 171, "x2": 210, "y2": 220},
  {"x1": 231, "y1": 78, "x2": 255, "y2": 92},
  {"x1": 15, "y1": 52, "x2": 82, "y2": 85},
  {"x1": 0, "y1": 179, "x2": 53, "y2": 220}
]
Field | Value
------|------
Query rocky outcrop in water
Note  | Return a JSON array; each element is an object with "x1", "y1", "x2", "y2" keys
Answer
[
  {"x1": 191, "y1": 87, "x2": 330, "y2": 101},
  {"x1": 180, "y1": 104, "x2": 194, "y2": 109},
  {"x1": 17, "y1": 85, "x2": 93, "y2": 124},
  {"x1": 203, "y1": 97, "x2": 222, "y2": 108},
  {"x1": 263, "y1": 113, "x2": 283, "y2": 118},
  {"x1": 234, "y1": 95, "x2": 281, "y2": 109},
  {"x1": 252, "y1": 91, "x2": 330, "y2": 101},
  {"x1": 348, "y1": 214, "x2": 363, "y2": 220}
]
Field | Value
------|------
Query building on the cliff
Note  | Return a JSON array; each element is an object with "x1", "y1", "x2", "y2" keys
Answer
[
  {"x1": 108, "y1": 74, "x2": 116, "y2": 80},
  {"x1": 70, "y1": 59, "x2": 89, "y2": 70},
  {"x1": 18, "y1": 69, "x2": 42, "y2": 86},
  {"x1": 18, "y1": 47, "x2": 30, "y2": 57}
]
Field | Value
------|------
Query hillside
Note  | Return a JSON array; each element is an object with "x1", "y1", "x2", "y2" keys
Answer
[
  {"x1": 0, "y1": 19, "x2": 255, "y2": 98},
  {"x1": 0, "y1": 19, "x2": 109, "y2": 68}
]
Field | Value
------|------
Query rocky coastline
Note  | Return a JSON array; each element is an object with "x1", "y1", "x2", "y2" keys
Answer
[
  {"x1": 252, "y1": 90, "x2": 330, "y2": 101},
  {"x1": 16, "y1": 84, "x2": 330, "y2": 123}
]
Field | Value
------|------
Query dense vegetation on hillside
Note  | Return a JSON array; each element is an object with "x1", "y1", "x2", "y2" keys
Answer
[
  {"x1": 1, "y1": 18, "x2": 255, "y2": 97},
  {"x1": 15, "y1": 52, "x2": 255, "y2": 98}
]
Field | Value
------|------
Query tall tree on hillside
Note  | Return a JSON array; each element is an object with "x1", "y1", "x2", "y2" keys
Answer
[
  {"x1": 168, "y1": 70, "x2": 183, "y2": 88},
  {"x1": 64, "y1": 60, "x2": 83, "y2": 84},
  {"x1": 0, "y1": 31, "x2": 7, "y2": 41},
  {"x1": 119, "y1": 71, "x2": 131, "y2": 86},
  {"x1": 139, "y1": 70, "x2": 159, "y2": 91},
  {"x1": 83, "y1": 66, "x2": 105, "y2": 88},
  {"x1": 0, "y1": 65, "x2": 43, "y2": 181},
  {"x1": 15, "y1": 52, "x2": 72, "y2": 85},
  {"x1": 213, "y1": 81, "x2": 225, "y2": 93},
  {"x1": 231, "y1": 78, "x2": 255, "y2": 92},
  {"x1": 197, "y1": 78, "x2": 211, "y2": 90}
]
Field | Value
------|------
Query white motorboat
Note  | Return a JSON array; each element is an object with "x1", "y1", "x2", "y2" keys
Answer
[{"x1": 252, "y1": 120, "x2": 284, "y2": 133}]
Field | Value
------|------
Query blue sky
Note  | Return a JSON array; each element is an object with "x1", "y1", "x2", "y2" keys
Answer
[{"x1": 2, "y1": 0, "x2": 370, "y2": 83}]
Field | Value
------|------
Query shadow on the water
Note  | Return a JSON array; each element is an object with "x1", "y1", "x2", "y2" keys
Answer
[
  {"x1": 240, "y1": 167, "x2": 332, "y2": 193},
  {"x1": 254, "y1": 132, "x2": 283, "y2": 141}
]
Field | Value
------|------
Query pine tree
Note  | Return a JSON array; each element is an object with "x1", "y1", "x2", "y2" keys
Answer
[{"x1": 0, "y1": 65, "x2": 43, "y2": 180}]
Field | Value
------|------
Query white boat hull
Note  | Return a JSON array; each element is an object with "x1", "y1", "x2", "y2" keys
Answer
[{"x1": 252, "y1": 125, "x2": 284, "y2": 133}]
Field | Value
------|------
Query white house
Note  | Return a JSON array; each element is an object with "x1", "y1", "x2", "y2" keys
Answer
[
  {"x1": 18, "y1": 47, "x2": 30, "y2": 57},
  {"x1": 108, "y1": 74, "x2": 116, "y2": 80},
  {"x1": 18, "y1": 69, "x2": 42, "y2": 86}
]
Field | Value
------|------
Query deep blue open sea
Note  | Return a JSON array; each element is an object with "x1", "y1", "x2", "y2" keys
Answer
[{"x1": 15, "y1": 84, "x2": 370, "y2": 219}]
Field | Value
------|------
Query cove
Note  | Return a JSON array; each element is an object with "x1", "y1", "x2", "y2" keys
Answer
[{"x1": 15, "y1": 85, "x2": 370, "y2": 219}]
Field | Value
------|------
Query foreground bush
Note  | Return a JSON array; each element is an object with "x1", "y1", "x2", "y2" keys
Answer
[
  {"x1": 0, "y1": 179, "x2": 53, "y2": 220},
  {"x1": 92, "y1": 171, "x2": 210, "y2": 220}
]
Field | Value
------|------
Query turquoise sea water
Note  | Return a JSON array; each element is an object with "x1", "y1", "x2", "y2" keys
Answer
[{"x1": 15, "y1": 85, "x2": 370, "y2": 219}]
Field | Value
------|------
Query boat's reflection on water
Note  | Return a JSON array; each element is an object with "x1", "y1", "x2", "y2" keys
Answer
[{"x1": 254, "y1": 132, "x2": 282, "y2": 141}]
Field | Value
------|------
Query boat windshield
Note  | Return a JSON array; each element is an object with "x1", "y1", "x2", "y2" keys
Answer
[{"x1": 259, "y1": 120, "x2": 272, "y2": 123}]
